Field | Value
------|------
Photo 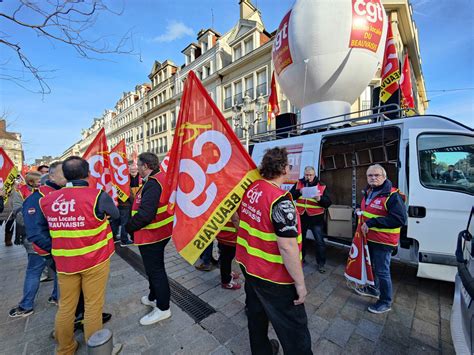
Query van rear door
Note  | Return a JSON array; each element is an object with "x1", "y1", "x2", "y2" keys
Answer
[{"x1": 408, "y1": 129, "x2": 474, "y2": 281}]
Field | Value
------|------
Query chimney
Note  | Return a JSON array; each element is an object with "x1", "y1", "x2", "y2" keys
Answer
[
  {"x1": 0, "y1": 119, "x2": 6, "y2": 132},
  {"x1": 239, "y1": 0, "x2": 257, "y2": 19}
]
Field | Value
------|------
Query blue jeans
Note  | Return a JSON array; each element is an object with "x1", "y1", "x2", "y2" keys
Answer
[
  {"x1": 301, "y1": 221, "x2": 326, "y2": 266},
  {"x1": 19, "y1": 253, "x2": 58, "y2": 310},
  {"x1": 368, "y1": 242, "x2": 393, "y2": 306},
  {"x1": 200, "y1": 244, "x2": 213, "y2": 265}
]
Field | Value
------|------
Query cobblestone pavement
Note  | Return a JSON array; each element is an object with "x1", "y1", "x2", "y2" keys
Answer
[{"x1": 0, "y1": 239, "x2": 455, "y2": 354}]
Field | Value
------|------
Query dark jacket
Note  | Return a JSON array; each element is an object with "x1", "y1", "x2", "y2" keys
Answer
[
  {"x1": 0, "y1": 197, "x2": 3, "y2": 214},
  {"x1": 290, "y1": 176, "x2": 332, "y2": 225},
  {"x1": 25, "y1": 180, "x2": 119, "y2": 253},
  {"x1": 126, "y1": 169, "x2": 162, "y2": 236},
  {"x1": 362, "y1": 179, "x2": 407, "y2": 230}
]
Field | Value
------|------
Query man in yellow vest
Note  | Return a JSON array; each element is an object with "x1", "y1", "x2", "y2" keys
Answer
[
  {"x1": 126, "y1": 152, "x2": 173, "y2": 326},
  {"x1": 355, "y1": 164, "x2": 407, "y2": 314},
  {"x1": 236, "y1": 147, "x2": 312, "y2": 355},
  {"x1": 290, "y1": 166, "x2": 331, "y2": 273},
  {"x1": 39, "y1": 156, "x2": 119, "y2": 354}
]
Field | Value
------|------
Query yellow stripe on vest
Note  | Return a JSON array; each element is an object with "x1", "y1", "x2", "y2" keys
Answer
[
  {"x1": 221, "y1": 226, "x2": 237, "y2": 233},
  {"x1": 236, "y1": 237, "x2": 283, "y2": 264},
  {"x1": 52, "y1": 232, "x2": 113, "y2": 257},
  {"x1": 362, "y1": 211, "x2": 384, "y2": 219},
  {"x1": 369, "y1": 226, "x2": 401, "y2": 233},
  {"x1": 132, "y1": 205, "x2": 168, "y2": 217},
  {"x1": 239, "y1": 220, "x2": 277, "y2": 242},
  {"x1": 50, "y1": 222, "x2": 108, "y2": 238},
  {"x1": 142, "y1": 215, "x2": 174, "y2": 230}
]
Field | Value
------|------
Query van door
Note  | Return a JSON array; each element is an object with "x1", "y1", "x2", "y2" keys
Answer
[{"x1": 408, "y1": 129, "x2": 474, "y2": 281}]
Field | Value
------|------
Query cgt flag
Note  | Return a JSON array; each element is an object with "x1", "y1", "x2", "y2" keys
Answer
[
  {"x1": 267, "y1": 71, "x2": 280, "y2": 126},
  {"x1": 110, "y1": 140, "x2": 130, "y2": 202},
  {"x1": 0, "y1": 147, "x2": 18, "y2": 204},
  {"x1": 380, "y1": 22, "x2": 400, "y2": 103},
  {"x1": 400, "y1": 54, "x2": 416, "y2": 116},
  {"x1": 163, "y1": 70, "x2": 261, "y2": 264},
  {"x1": 344, "y1": 215, "x2": 375, "y2": 286},
  {"x1": 82, "y1": 128, "x2": 116, "y2": 201}
]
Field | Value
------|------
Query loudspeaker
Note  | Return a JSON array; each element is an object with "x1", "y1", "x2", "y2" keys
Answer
[{"x1": 275, "y1": 113, "x2": 297, "y2": 138}]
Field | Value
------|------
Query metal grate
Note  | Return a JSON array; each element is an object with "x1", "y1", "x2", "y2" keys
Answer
[{"x1": 115, "y1": 245, "x2": 216, "y2": 322}]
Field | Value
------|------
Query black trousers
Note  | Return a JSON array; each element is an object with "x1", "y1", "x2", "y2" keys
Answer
[
  {"x1": 241, "y1": 267, "x2": 313, "y2": 355},
  {"x1": 218, "y1": 243, "x2": 236, "y2": 284},
  {"x1": 139, "y1": 238, "x2": 170, "y2": 311}
]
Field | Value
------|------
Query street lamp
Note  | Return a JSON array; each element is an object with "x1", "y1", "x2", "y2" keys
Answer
[{"x1": 232, "y1": 93, "x2": 267, "y2": 151}]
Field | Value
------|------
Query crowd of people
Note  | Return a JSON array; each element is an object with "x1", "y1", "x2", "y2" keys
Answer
[{"x1": 0, "y1": 148, "x2": 407, "y2": 354}]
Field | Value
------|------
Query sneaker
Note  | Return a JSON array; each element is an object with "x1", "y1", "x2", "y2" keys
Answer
[
  {"x1": 270, "y1": 339, "x2": 280, "y2": 355},
  {"x1": 231, "y1": 271, "x2": 240, "y2": 280},
  {"x1": 318, "y1": 265, "x2": 326, "y2": 274},
  {"x1": 9, "y1": 306, "x2": 34, "y2": 318},
  {"x1": 368, "y1": 302, "x2": 392, "y2": 314},
  {"x1": 221, "y1": 280, "x2": 241, "y2": 290},
  {"x1": 120, "y1": 240, "x2": 133, "y2": 247},
  {"x1": 354, "y1": 285, "x2": 380, "y2": 299},
  {"x1": 141, "y1": 296, "x2": 156, "y2": 307},
  {"x1": 195, "y1": 262, "x2": 212, "y2": 271},
  {"x1": 48, "y1": 296, "x2": 58, "y2": 305},
  {"x1": 139, "y1": 307, "x2": 171, "y2": 326}
]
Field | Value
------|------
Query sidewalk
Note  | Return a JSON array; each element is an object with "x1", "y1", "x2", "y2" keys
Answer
[{"x1": 0, "y1": 239, "x2": 455, "y2": 354}]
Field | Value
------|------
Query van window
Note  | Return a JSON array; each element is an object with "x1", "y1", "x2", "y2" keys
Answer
[{"x1": 417, "y1": 133, "x2": 474, "y2": 195}]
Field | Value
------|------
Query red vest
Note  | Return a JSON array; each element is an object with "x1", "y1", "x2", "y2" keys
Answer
[
  {"x1": 216, "y1": 221, "x2": 237, "y2": 246},
  {"x1": 361, "y1": 187, "x2": 403, "y2": 247},
  {"x1": 40, "y1": 187, "x2": 114, "y2": 274},
  {"x1": 131, "y1": 172, "x2": 173, "y2": 246},
  {"x1": 236, "y1": 180, "x2": 302, "y2": 285},
  {"x1": 295, "y1": 181, "x2": 326, "y2": 216},
  {"x1": 31, "y1": 185, "x2": 56, "y2": 256}
]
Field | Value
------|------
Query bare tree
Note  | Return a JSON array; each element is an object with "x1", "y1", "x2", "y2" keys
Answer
[{"x1": 0, "y1": 0, "x2": 135, "y2": 96}]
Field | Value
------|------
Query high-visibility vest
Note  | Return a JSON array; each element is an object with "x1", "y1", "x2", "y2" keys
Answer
[
  {"x1": 131, "y1": 172, "x2": 173, "y2": 246},
  {"x1": 295, "y1": 181, "x2": 326, "y2": 216},
  {"x1": 236, "y1": 179, "x2": 302, "y2": 285},
  {"x1": 31, "y1": 185, "x2": 55, "y2": 256},
  {"x1": 40, "y1": 187, "x2": 114, "y2": 274},
  {"x1": 361, "y1": 187, "x2": 404, "y2": 247},
  {"x1": 216, "y1": 221, "x2": 237, "y2": 246}
]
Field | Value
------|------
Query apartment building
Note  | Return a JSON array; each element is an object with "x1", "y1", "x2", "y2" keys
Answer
[
  {"x1": 0, "y1": 119, "x2": 23, "y2": 171},
  {"x1": 63, "y1": 0, "x2": 427, "y2": 161}
]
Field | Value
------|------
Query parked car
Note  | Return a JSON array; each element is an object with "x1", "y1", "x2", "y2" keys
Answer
[{"x1": 451, "y1": 206, "x2": 474, "y2": 354}]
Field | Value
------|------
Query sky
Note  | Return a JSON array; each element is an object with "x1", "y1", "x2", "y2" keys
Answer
[{"x1": 0, "y1": 0, "x2": 472, "y2": 164}]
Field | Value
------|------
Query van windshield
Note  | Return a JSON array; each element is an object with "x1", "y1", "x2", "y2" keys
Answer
[{"x1": 418, "y1": 133, "x2": 474, "y2": 195}]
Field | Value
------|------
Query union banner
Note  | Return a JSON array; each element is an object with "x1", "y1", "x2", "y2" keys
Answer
[
  {"x1": 163, "y1": 71, "x2": 261, "y2": 264},
  {"x1": 82, "y1": 128, "x2": 116, "y2": 201},
  {"x1": 344, "y1": 216, "x2": 375, "y2": 286},
  {"x1": 0, "y1": 147, "x2": 18, "y2": 204},
  {"x1": 349, "y1": 0, "x2": 385, "y2": 53},
  {"x1": 110, "y1": 140, "x2": 130, "y2": 202}
]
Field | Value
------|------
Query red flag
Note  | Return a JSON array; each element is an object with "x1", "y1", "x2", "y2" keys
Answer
[
  {"x1": 344, "y1": 216, "x2": 375, "y2": 286},
  {"x1": 0, "y1": 147, "x2": 18, "y2": 204},
  {"x1": 400, "y1": 54, "x2": 416, "y2": 115},
  {"x1": 380, "y1": 22, "x2": 400, "y2": 103},
  {"x1": 21, "y1": 164, "x2": 30, "y2": 176},
  {"x1": 110, "y1": 140, "x2": 130, "y2": 202},
  {"x1": 82, "y1": 128, "x2": 116, "y2": 200},
  {"x1": 267, "y1": 72, "x2": 280, "y2": 125},
  {"x1": 163, "y1": 71, "x2": 261, "y2": 264}
]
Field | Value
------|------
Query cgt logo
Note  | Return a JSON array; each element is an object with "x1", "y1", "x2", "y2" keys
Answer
[{"x1": 52, "y1": 194, "x2": 76, "y2": 215}]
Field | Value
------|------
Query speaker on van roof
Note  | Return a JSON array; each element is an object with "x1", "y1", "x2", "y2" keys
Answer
[{"x1": 276, "y1": 113, "x2": 297, "y2": 139}]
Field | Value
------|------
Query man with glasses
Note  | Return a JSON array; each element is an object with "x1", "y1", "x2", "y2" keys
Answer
[
  {"x1": 290, "y1": 166, "x2": 331, "y2": 273},
  {"x1": 355, "y1": 164, "x2": 407, "y2": 314}
]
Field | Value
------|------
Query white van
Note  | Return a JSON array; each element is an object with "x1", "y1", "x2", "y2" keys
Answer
[{"x1": 251, "y1": 108, "x2": 473, "y2": 282}]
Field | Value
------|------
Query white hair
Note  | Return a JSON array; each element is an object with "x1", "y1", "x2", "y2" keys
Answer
[{"x1": 367, "y1": 164, "x2": 387, "y2": 178}]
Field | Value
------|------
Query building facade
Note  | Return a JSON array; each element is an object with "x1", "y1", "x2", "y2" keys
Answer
[
  {"x1": 61, "y1": 0, "x2": 428, "y2": 161},
  {"x1": 0, "y1": 119, "x2": 23, "y2": 171}
]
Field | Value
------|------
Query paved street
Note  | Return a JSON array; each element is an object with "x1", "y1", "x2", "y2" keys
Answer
[{"x1": 0, "y1": 238, "x2": 455, "y2": 354}]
